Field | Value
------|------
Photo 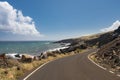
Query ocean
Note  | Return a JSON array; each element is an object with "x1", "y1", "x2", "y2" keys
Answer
[{"x1": 0, "y1": 41, "x2": 62, "y2": 55}]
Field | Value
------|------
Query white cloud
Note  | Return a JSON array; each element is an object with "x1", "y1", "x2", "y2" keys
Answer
[
  {"x1": 0, "y1": 1, "x2": 42, "y2": 37},
  {"x1": 101, "y1": 20, "x2": 120, "y2": 32}
]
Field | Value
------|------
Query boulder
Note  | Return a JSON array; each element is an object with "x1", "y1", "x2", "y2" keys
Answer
[
  {"x1": 21, "y1": 54, "x2": 34, "y2": 63},
  {"x1": 96, "y1": 36, "x2": 120, "y2": 69}
]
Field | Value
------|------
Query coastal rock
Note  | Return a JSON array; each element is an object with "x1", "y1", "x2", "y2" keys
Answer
[
  {"x1": 0, "y1": 53, "x2": 7, "y2": 68},
  {"x1": 59, "y1": 43, "x2": 87, "y2": 53},
  {"x1": 86, "y1": 26, "x2": 120, "y2": 47},
  {"x1": 114, "y1": 26, "x2": 120, "y2": 34},
  {"x1": 7, "y1": 59, "x2": 20, "y2": 67},
  {"x1": 96, "y1": 37, "x2": 120, "y2": 68},
  {"x1": 21, "y1": 54, "x2": 34, "y2": 63},
  {"x1": 40, "y1": 52, "x2": 48, "y2": 59},
  {"x1": 47, "y1": 52, "x2": 56, "y2": 57},
  {"x1": 55, "y1": 39, "x2": 75, "y2": 43},
  {"x1": 5, "y1": 53, "x2": 22, "y2": 60},
  {"x1": 56, "y1": 26, "x2": 120, "y2": 49},
  {"x1": 55, "y1": 26, "x2": 120, "y2": 70}
]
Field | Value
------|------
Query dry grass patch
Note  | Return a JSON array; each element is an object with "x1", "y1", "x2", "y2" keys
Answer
[
  {"x1": 89, "y1": 52, "x2": 98, "y2": 63},
  {"x1": 0, "y1": 49, "x2": 86, "y2": 80}
]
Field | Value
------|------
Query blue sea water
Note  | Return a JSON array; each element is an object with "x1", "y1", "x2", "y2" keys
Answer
[{"x1": 0, "y1": 41, "x2": 61, "y2": 55}]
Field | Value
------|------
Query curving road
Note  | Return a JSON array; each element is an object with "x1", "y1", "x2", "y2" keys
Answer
[{"x1": 23, "y1": 49, "x2": 120, "y2": 80}]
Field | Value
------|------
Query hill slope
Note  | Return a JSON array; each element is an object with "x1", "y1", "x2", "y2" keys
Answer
[
  {"x1": 56, "y1": 26, "x2": 120, "y2": 49},
  {"x1": 95, "y1": 27, "x2": 120, "y2": 70}
]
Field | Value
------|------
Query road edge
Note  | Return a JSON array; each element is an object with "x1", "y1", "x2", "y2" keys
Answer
[
  {"x1": 23, "y1": 60, "x2": 53, "y2": 80},
  {"x1": 23, "y1": 52, "x2": 79, "y2": 80},
  {"x1": 88, "y1": 53, "x2": 120, "y2": 77}
]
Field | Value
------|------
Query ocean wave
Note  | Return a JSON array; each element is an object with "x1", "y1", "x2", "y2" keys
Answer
[{"x1": 46, "y1": 46, "x2": 68, "y2": 52}]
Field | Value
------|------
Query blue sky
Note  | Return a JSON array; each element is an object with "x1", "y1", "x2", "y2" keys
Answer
[{"x1": 0, "y1": 0, "x2": 120, "y2": 41}]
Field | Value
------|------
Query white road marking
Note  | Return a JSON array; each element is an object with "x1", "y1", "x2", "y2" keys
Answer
[
  {"x1": 23, "y1": 55, "x2": 72, "y2": 80},
  {"x1": 23, "y1": 60, "x2": 52, "y2": 80},
  {"x1": 88, "y1": 55, "x2": 106, "y2": 70},
  {"x1": 23, "y1": 52, "x2": 120, "y2": 80},
  {"x1": 117, "y1": 74, "x2": 120, "y2": 77},
  {"x1": 109, "y1": 71, "x2": 114, "y2": 74},
  {"x1": 23, "y1": 53, "x2": 76, "y2": 80},
  {"x1": 88, "y1": 54, "x2": 120, "y2": 77}
]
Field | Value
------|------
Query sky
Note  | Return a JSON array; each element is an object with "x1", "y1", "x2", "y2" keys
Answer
[{"x1": 0, "y1": 0, "x2": 120, "y2": 41}]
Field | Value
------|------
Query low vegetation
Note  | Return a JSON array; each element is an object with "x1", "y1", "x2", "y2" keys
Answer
[
  {"x1": 1, "y1": 26, "x2": 120, "y2": 80},
  {"x1": 0, "y1": 49, "x2": 84, "y2": 80},
  {"x1": 89, "y1": 26, "x2": 120, "y2": 74}
]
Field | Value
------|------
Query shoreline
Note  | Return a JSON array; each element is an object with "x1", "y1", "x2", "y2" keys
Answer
[
  {"x1": 0, "y1": 43, "x2": 83, "y2": 80},
  {"x1": 0, "y1": 41, "x2": 67, "y2": 55}
]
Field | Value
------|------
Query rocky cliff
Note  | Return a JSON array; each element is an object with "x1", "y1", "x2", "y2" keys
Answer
[
  {"x1": 55, "y1": 26, "x2": 120, "y2": 71},
  {"x1": 95, "y1": 26, "x2": 120, "y2": 70},
  {"x1": 57, "y1": 26, "x2": 120, "y2": 48}
]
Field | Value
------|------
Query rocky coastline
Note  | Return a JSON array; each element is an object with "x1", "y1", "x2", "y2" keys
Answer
[{"x1": 0, "y1": 26, "x2": 120, "y2": 80}]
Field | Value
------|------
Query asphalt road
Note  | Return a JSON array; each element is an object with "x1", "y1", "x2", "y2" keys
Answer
[{"x1": 24, "y1": 49, "x2": 120, "y2": 80}]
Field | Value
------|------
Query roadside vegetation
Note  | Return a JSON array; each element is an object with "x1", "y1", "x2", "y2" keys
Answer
[
  {"x1": 0, "y1": 49, "x2": 84, "y2": 80},
  {"x1": 1, "y1": 26, "x2": 120, "y2": 80}
]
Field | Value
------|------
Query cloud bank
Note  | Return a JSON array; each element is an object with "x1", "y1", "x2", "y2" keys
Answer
[
  {"x1": 101, "y1": 20, "x2": 120, "y2": 32},
  {"x1": 0, "y1": 1, "x2": 42, "y2": 37}
]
